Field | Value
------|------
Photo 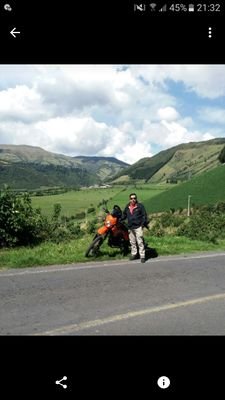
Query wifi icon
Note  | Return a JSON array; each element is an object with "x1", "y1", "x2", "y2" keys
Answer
[{"x1": 150, "y1": 3, "x2": 157, "y2": 10}]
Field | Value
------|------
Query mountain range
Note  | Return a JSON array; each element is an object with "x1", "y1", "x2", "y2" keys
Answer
[
  {"x1": 0, "y1": 138, "x2": 225, "y2": 190},
  {"x1": 0, "y1": 145, "x2": 129, "y2": 189}
]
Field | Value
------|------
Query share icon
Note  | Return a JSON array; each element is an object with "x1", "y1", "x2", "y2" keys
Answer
[{"x1": 55, "y1": 376, "x2": 67, "y2": 389}]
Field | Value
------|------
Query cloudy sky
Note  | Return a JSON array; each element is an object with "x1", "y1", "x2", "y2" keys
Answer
[{"x1": 0, "y1": 64, "x2": 225, "y2": 164}]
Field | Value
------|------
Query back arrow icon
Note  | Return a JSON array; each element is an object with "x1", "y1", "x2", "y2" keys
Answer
[{"x1": 10, "y1": 27, "x2": 20, "y2": 38}]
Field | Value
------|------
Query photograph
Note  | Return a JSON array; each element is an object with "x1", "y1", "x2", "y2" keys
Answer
[{"x1": 0, "y1": 1, "x2": 225, "y2": 396}]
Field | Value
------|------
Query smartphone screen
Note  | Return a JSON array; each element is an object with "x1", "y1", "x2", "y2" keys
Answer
[
  {"x1": 1, "y1": 1, "x2": 225, "y2": 396},
  {"x1": 1, "y1": 0, "x2": 224, "y2": 62}
]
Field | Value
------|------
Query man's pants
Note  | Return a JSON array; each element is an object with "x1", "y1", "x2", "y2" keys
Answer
[{"x1": 129, "y1": 227, "x2": 145, "y2": 258}]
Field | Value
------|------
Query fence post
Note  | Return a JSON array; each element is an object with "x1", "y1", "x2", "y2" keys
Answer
[{"x1": 187, "y1": 195, "x2": 192, "y2": 217}]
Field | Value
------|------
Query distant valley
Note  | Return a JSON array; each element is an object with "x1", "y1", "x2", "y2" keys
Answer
[{"x1": 0, "y1": 138, "x2": 225, "y2": 190}]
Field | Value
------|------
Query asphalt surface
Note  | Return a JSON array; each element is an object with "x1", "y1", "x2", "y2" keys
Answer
[{"x1": 1, "y1": 251, "x2": 225, "y2": 335}]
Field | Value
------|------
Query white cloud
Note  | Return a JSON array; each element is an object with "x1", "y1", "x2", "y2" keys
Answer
[
  {"x1": 160, "y1": 120, "x2": 215, "y2": 147},
  {"x1": 129, "y1": 65, "x2": 225, "y2": 98},
  {"x1": 0, "y1": 65, "x2": 224, "y2": 164},
  {"x1": 35, "y1": 116, "x2": 113, "y2": 155},
  {"x1": 138, "y1": 118, "x2": 215, "y2": 151},
  {"x1": 198, "y1": 107, "x2": 225, "y2": 124},
  {"x1": 0, "y1": 85, "x2": 52, "y2": 122},
  {"x1": 157, "y1": 107, "x2": 179, "y2": 121},
  {"x1": 116, "y1": 142, "x2": 153, "y2": 165}
]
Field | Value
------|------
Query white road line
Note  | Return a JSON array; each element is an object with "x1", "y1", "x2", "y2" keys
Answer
[
  {"x1": 1, "y1": 252, "x2": 225, "y2": 277},
  {"x1": 35, "y1": 293, "x2": 225, "y2": 335}
]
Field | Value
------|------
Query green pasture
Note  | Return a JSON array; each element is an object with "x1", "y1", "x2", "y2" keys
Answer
[
  {"x1": 145, "y1": 165, "x2": 225, "y2": 213},
  {"x1": 30, "y1": 164, "x2": 225, "y2": 217},
  {"x1": 31, "y1": 187, "x2": 122, "y2": 217},
  {"x1": 31, "y1": 185, "x2": 169, "y2": 217},
  {"x1": 105, "y1": 185, "x2": 168, "y2": 212}
]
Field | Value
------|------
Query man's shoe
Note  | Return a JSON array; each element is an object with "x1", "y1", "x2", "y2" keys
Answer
[
  {"x1": 129, "y1": 255, "x2": 138, "y2": 261},
  {"x1": 141, "y1": 258, "x2": 145, "y2": 263}
]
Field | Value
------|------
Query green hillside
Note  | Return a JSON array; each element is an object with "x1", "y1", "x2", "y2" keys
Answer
[
  {"x1": 111, "y1": 147, "x2": 176, "y2": 182},
  {"x1": 0, "y1": 145, "x2": 128, "y2": 189},
  {"x1": 112, "y1": 138, "x2": 225, "y2": 184},
  {"x1": 0, "y1": 162, "x2": 98, "y2": 189},
  {"x1": 73, "y1": 156, "x2": 128, "y2": 181},
  {"x1": 0, "y1": 144, "x2": 76, "y2": 165},
  {"x1": 144, "y1": 164, "x2": 225, "y2": 213}
]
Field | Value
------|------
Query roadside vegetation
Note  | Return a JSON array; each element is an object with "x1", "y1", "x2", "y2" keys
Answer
[
  {"x1": 1, "y1": 234, "x2": 225, "y2": 269},
  {"x1": 1, "y1": 185, "x2": 225, "y2": 269}
]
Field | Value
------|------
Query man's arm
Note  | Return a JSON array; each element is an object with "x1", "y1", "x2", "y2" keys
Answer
[
  {"x1": 141, "y1": 204, "x2": 149, "y2": 228},
  {"x1": 121, "y1": 206, "x2": 127, "y2": 221}
]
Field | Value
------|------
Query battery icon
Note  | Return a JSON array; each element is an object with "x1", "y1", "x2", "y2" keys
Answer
[{"x1": 188, "y1": 4, "x2": 194, "y2": 11}]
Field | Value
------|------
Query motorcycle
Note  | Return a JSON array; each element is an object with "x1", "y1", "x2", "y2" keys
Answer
[{"x1": 85, "y1": 205, "x2": 130, "y2": 257}]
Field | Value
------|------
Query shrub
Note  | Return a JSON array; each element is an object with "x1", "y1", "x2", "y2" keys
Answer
[
  {"x1": 0, "y1": 187, "x2": 88, "y2": 248},
  {"x1": 150, "y1": 220, "x2": 165, "y2": 237},
  {"x1": 218, "y1": 145, "x2": 225, "y2": 163},
  {"x1": 215, "y1": 202, "x2": 225, "y2": 213},
  {"x1": 74, "y1": 211, "x2": 86, "y2": 219},
  {"x1": 86, "y1": 218, "x2": 98, "y2": 234},
  {"x1": 177, "y1": 211, "x2": 225, "y2": 243},
  {"x1": 66, "y1": 221, "x2": 82, "y2": 237},
  {"x1": 49, "y1": 226, "x2": 72, "y2": 243},
  {"x1": 0, "y1": 187, "x2": 49, "y2": 247},
  {"x1": 159, "y1": 213, "x2": 174, "y2": 228},
  {"x1": 87, "y1": 207, "x2": 95, "y2": 214}
]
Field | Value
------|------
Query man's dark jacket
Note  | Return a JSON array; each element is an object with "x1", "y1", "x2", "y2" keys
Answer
[{"x1": 122, "y1": 202, "x2": 148, "y2": 229}]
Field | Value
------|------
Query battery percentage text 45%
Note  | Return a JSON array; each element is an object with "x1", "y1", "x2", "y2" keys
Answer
[{"x1": 169, "y1": 4, "x2": 188, "y2": 11}]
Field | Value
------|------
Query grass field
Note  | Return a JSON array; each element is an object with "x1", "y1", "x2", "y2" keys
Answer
[
  {"x1": 30, "y1": 165, "x2": 225, "y2": 216},
  {"x1": 31, "y1": 187, "x2": 123, "y2": 216},
  {"x1": 145, "y1": 165, "x2": 225, "y2": 213},
  {"x1": 104, "y1": 185, "x2": 168, "y2": 212},
  {"x1": 31, "y1": 185, "x2": 169, "y2": 217}
]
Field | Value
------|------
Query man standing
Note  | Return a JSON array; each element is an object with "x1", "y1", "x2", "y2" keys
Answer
[{"x1": 122, "y1": 193, "x2": 148, "y2": 263}]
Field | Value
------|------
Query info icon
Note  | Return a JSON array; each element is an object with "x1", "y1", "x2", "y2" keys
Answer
[{"x1": 157, "y1": 376, "x2": 170, "y2": 389}]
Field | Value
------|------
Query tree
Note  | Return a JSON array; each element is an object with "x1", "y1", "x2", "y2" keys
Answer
[
  {"x1": 218, "y1": 145, "x2": 225, "y2": 164},
  {"x1": 0, "y1": 186, "x2": 48, "y2": 247}
]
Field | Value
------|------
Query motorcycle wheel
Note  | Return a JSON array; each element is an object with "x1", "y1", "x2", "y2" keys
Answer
[{"x1": 85, "y1": 235, "x2": 103, "y2": 257}]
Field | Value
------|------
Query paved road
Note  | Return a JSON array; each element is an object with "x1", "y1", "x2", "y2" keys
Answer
[{"x1": 1, "y1": 251, "x2": 225, "y2": 335}]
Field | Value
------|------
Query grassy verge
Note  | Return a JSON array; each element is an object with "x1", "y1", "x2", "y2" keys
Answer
[{"x1": 1, "y1": 235, "x2": 225, "y2": 269}]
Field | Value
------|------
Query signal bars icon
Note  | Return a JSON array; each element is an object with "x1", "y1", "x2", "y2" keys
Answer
[{"x1": 159, "y1": 4, "x2": 167, "y2": 11}]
